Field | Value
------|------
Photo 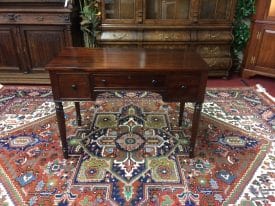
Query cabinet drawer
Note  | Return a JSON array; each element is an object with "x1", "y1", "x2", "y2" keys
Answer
[
  {"x1": 143, "y1": 31, "x2": 191, "y2": 41},
  {"x1": 92, "y1": 74, "x2": 166, "y2": 89},
  {"x1": 196, "y1": 45, "x2": 231, "y2": 58},
  {"x1": 56, "y1": 74, "x2": 91, "y2": 99},
  {"x1": 99, "y1": 31, "x2": 139, "y2": 41},
  {"x1": 0, "y1": 13, "x2": 70, "y2": 24},
  {"x1": 197, "y1": 31, "x2": 232, "y2": 42}
]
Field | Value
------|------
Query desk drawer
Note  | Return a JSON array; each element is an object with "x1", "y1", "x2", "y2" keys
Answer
[
  {"x1": 166, "y1": 74, "x2": 200, "y2": 88},
  {"x1": 166, "y1": 74, "x2": 201, "y2": 100},
  {"x1": 92, "y1": 74, "x2": 166, "y2": 89},
  {"x1": 56, "y1": 74, "x2": 91, "y2": 99}
]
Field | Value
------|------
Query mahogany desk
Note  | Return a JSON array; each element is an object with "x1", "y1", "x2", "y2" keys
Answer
[{"x1": 46, "y1": 47, "x2": 209, "y2": 159}]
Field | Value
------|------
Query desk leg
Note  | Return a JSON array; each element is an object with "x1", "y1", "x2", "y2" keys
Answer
[
  {"x1": 74, "y1": 102, "x2": 81, "y2": 126},
  {"x1": 179, "y1": 101, "x2": 185, "y2": 127},
  {"x1": 55, "y1": 102, "x2": 68, "y2": 159},
  {"x1": 190, "y1": 102, "x2": 202, "y2": 158}
]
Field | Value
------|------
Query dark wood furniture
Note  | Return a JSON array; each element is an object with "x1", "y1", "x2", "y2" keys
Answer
[
  {"x1": 242, "y1": 0, "x2": 275, "y2": 78},
  {"x1": 98, "y1": 0, "x2": 237, "y2": 78},
  {"x1": 0, "y1": 0, "x2": 76, "y2": 84},
  {"x1": 46, "y1": 47, "x2": 209, "y2": 159}
]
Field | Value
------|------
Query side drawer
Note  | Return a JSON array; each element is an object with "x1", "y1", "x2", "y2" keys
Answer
[
  {"x1": 166, "y1": 74, "x2": 201, "y2": 101},
  {"x1": 55, "y1": 73, "x2": 91, "y2": 99},
  {"x1": 91, "y1": 73, "x2": 166, "y2": 89}
]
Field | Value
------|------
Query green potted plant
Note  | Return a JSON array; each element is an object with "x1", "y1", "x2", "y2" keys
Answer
[
  {"x1": 232, "y1": 0, "x2": 256, "y2": 71},
  {"x1": 78, "y1": 0, "x2": 101, "y2": 48}
]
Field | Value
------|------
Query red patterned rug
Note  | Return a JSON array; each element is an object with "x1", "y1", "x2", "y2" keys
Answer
[{"x1": 0, "y1": 86, "x2": 274, "y2": 206}]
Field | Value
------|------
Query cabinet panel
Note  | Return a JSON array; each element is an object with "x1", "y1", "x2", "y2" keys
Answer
[
  {"x1": 199, "y1": 0, "x2": 235, "y2": 21},
  {"x1": 104, "y1": 0, "x2": 135, "y2": 19},
  {"x1": 242, "y1": 0, "x2": 275, "y2": 78},
  {"x1": 267, "y1": 0, "x2": 275, "y2": 20},
  {"x1": 145, "y1": 0, "x2": 190, "y2": 20},
  {"x1": 102, "y1": 0, "x2": 138, "y2": 23},
  {"x1": 22, "y1": 26, "x2": 66, "y2": 72},
  {"x1": 0, "y1": 0, "x2": 75, "y2": 84},
  {"x1": 255, "y1": 25, "x2": 275, "y2": 69},
  {"x1": 0, "y1": 26, "x2": 23, "y2": 72}
]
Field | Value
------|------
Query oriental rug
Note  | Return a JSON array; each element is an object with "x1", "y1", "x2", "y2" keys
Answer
[{"x1": 0, "y1": 86, "x2": 274, "y2": 206}]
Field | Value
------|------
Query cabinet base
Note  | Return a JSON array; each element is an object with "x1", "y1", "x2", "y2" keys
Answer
[
  {"x1": 0, "y1": 72, "x2": 50, "y2": 85},
  {"x1": 242, "y1": 69, "x2": 275, "y2": 79}
]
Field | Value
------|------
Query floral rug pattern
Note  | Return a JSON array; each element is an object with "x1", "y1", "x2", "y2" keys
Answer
[{"x1": 0, "y1": 86, "x2": 274, "y2": 206}]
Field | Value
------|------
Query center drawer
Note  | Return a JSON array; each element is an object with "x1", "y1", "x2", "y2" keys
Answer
[{"x1": 91, "y1": 74, "x2": 166, "y2": 89}]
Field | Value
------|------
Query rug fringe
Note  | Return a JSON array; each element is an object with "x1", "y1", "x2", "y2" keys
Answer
[{"x1": 255, "y1": 84, "x2": 275, "y2": 102}]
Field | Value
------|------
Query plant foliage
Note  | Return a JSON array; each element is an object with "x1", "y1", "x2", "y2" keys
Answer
[
  {"x1": 232, "y1": 0, "x2": 256, "y2": 56},
  {"x1": 79, "y1": 0, "x2": 101, "y2": 48}
]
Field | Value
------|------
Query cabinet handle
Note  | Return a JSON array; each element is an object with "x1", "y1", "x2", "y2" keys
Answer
[
  {"x1": 210, "y1": 34, "x2": 217, "y2": 39},
  {"x1": 7, "y1": 14, "x2": 20, "y2": 21},
  {"x1": 58, "y1": 14, "x2": 70, "y2": 22},
  {"x1": 36, "y1": 16, "x2": 44, "y2": 21},
  {"x1": 136, "y1": 10, "x2": 143, "y2": 24},
  {"x1": 181, "y1": 85, "x2": 187, "y2": 89},
  {"x1": 71, "y1": 84, "x2": 77, "y2": 90},
  {"x1": 101, "y1": 79, "x2": 107, "y2": 84},
  {"x1": 152, "y1": 79, "x2": 158, "y2": 85}
]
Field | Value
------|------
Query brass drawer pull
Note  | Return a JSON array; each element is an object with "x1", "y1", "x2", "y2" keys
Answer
[
  {"x1": 36, "y1": 16, "x2": 44, "y2": 21},
  {"x1": 71, "y1": 84, "x2": 77, "y2": 90},
  {"x1": 7, "y1": 14, "x2": 20, "y2": 21},
  {"x1": 181, "y1": 85, "x2": 187, "y2": 89},
  {"x1": 152, "y1": 79, "x2": 158, "y2": 85}
]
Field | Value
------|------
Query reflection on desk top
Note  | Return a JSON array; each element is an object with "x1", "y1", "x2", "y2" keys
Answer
[{"x1": 45, "y1": 47, "x2": 209, "y2": 72}]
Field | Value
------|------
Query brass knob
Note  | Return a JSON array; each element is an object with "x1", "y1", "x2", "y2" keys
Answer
[
  {"x1": 181, "y1": 85, "x2": 187, "y2": 89},
  {"x1": 7, "y1": 14, "x2": 20, "y2": 21},
  {"x1": 152, "y1": 79, "x2": 158, "y2": 85},
  {"x1": 71, "y1": 84, "x2": 77, "y2": 90},
  {"x1": 36, "y1": 16, "x2": 44, "y2": 21}
]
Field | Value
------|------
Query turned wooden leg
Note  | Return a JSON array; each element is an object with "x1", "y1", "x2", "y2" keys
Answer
[
  {"x1": 179, "y1": 101, "x2": 185, "y2": 127},
  {"x1": 189, "y1": 102, "x2": 202, "y2": 158},
  {"x1": 74, "y1": 102, "x2": 81, "y2": 126},
  {"x1": 55, "y1": 102, "x2": 68, "y2": 159}
]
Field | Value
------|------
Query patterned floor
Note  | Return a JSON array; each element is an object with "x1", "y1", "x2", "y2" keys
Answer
[{"x1": 0, "y1": 86, "x2": 274, "y2": 206}]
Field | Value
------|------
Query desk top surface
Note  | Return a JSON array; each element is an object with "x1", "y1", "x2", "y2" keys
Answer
[{"x1": 46, "y1": 47, "x2": 209, "y2": 72}]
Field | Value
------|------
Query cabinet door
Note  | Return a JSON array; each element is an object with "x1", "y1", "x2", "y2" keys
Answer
[
  {"x1": 199, "y1": 0, "x2": 236, "y2": 23},
  {"x1": 144, "y1": 0, "x2": 192, "y2": 24},
  {"x1": 256, "y1": 0, "x2": 275, "y2": 21},
  {"x1": 102, "y1": 0, "x2": 139, "y2": 23},
  {"x1": 21, "y1": 25, "x2": 67, "y2": 73},
  {"x1": 253, "y1": 24, "x2": 275, "y2": 74},
  {"x1": 0, "y1": 26, "x2": 25, "y2": 72}
]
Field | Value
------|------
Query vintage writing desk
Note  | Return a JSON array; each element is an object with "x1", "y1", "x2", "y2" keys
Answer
[{"x1": 46, "y1": 47, "x2": 209, "y2": 159}]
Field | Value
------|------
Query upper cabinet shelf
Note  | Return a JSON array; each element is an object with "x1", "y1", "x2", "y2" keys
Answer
[{"x1": 101, "y1": 0, "x2": 236, "y2": 25}]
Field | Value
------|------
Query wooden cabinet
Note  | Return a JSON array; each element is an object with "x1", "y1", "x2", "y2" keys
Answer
[
  {"x1": 98, "y1": 0, "x2": 237, "y2": 77},
  {"x1": 0, "y1": 0, "x2": 75, "y2": 84},
  {"x1": 242, "y1": 0, "x2": 275, "y2": 78}
]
